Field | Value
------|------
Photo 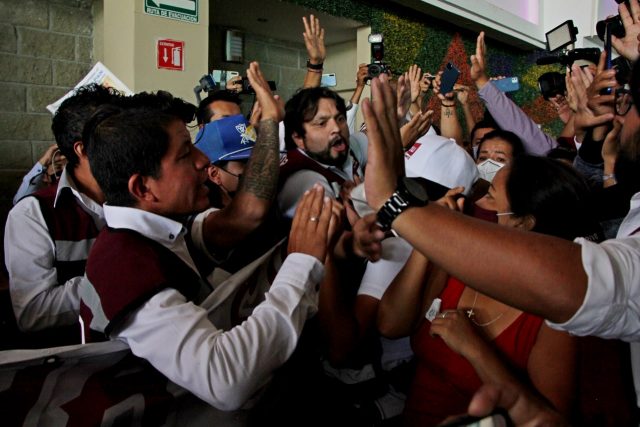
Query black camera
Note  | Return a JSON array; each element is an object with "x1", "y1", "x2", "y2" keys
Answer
[
  {"x1": 366, "y1": 33, "x2": 391, "y2": 80},
  {"x1": 538, "y1": 72, "x2": 566, "y2": 100},
  {"x1": 536, "y1": 47, "x2": 601, "y2": 67},
  {"x1": 596, "y1": 15, "x2": 625, "y2": 42},
  {"x1": 238, "y1": 77, "x2": 277, "y2": 95},
  {"x1": 597, "y1": 0, "x2": 630, "y2": 41}
]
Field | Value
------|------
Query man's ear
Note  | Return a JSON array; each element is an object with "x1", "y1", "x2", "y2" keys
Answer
[
  {"x1": 291, "y1": 131, "x2": 305, "y2": 149},
  {"x1": 128, "y1": 173, "x2": 157, "y2": 205},
  {"x1": 208, "y1": 165, "x2": 222, "y2": 185},
  {"x1": 73, "y1": 141, "x2": 86, "y2": 159}
]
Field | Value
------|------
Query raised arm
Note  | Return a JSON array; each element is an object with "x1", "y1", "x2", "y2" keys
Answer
[
  {"x1": 302, "y1": 15, "x2": 326, "y2": 89},
  {"x1": 471, "y1": 32, "x2": 557, "y2": 155},
  {"x1": 361, "y1": 75, "x2": 588, "y2": 326},
  {"x1": 433, "y1": 70, "x2": 464, "y2": 145},
  {"x1": 203, "y1": 62, "x2": 282, "y2": 250},
  {"x1": 115, "y1": 186, "x2": 333, "y2": 410}
]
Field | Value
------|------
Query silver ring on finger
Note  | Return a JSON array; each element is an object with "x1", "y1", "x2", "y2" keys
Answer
[
  {"x1": 309, "y1": 216, "x2": 318, "y2": 222},
  {"x1": 439, "y1": 312, "x2": 447, "y2": 319}
]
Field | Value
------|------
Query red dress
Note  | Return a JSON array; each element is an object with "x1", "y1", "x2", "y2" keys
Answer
[{"x1": 404, "y1": 277, "x2": 543, "y2": 426}]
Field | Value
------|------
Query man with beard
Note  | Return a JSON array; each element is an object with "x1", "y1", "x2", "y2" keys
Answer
[{"x1": 280, "y1": 87, "x2": 367, "y2": 219}]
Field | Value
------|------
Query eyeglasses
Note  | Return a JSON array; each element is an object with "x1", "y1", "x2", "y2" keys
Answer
[
  {"x1": 219, "y1": 167, "x2": 242, "y2": 180},
  {"x1": 615, "y1": 85, "x2": 633, "y2": 116}
]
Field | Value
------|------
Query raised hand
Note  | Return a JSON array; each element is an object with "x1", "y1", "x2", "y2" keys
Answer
[
  {"x1": 400, "y1": 109, "x2": 433, "y2": 147},
  {"x1": 470, "y1": 32, "x2": 489, "y2": 88},
  {"x1": 586, "y1": 51, "x2": 617, "y2": 117},
  {"x1": 396, "y1": 73, "x2": 411, "y2": 119},
  {"x1": 356, "y1": 63, "x2": 368, "y2": 88},
  {"x1": 362, "y1": 74, "x2": 405, "y2": 211},
  {"x1": 611, "y1": 0, "x2": 640, "y2": 62},
  {"x1": 246, "y1": 62, "x2": 283, "y2": 122},
  {"x1": 455, "y1": 84, "x2": 470, "y2": 106},
  {"x1": 303, "y1": 15, "x2": 326, "y2": 65},
  {"x1": 407, "y1": 64, "x2": 422, "y2": 103},
  {"x1": 433, "y1": 70, "x2": 456, "y2": 102},
  {"x1": 569, "y1": 64, "x2": 614, "y2": 136},
  {"x1": 420, "y1": 72, "x2": 434, "y2": 94},
  {"x1": 288, "y1": 184, "x2": 335, "y2": 262}
]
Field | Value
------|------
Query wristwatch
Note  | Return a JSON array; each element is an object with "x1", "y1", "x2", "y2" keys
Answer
[{"x1": 377, "y1": 177, "x2": 429, "y2": 231}]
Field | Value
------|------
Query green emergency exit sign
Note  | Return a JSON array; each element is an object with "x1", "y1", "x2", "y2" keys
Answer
[{"x1": 145, "y1": 0, "x2": 199, "y2": 24}]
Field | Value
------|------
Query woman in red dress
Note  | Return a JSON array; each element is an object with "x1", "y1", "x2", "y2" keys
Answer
[{"x1": 378, "y1": 155, "x2": 601, "y2": 426}]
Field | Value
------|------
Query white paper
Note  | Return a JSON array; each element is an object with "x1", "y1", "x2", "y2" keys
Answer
[{"x1": 46, "y1": 62, "x2": 133, "y2": 114}]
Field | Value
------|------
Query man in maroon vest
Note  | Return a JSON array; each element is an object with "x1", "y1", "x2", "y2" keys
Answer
[
  {"x1": 280, "y1": 87, "x2": 367, "y2": 219},
  {"x1": 4, "y1": 84, "x2": 121, "y2": 344},
  {"x1": 79, "y1": 62, "x2": 335, "y2": 410}
]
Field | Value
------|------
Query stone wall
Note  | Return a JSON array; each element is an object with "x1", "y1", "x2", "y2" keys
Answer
[
  {"x1": 0, "y1": 0, "x2": 93, "y2": 279},
  {"x1": 209, "y1": 28, "x2": 308, "y2": 112}
]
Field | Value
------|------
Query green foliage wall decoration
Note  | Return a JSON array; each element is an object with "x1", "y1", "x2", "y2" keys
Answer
[{"x1": 284, "y1": 0, "x2": 567, "y2": 139}]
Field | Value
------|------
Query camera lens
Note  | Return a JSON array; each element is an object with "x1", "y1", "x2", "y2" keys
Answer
[
  {"x1": 368, "y1": 64, "x2": 382, "y2": 78},
  {"x1": 538, "y1": 72, "x2": 566, "y2": 100},
  {"x1": 596, "y1": 15, "x2": 625, "y2": 41}
]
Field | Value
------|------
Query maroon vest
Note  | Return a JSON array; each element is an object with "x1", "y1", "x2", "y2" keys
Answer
[
  {"x1": 278, "y1": 149, "x2": 347, "y2": 189},
  {"x1": 32, "y1": 184, "x2": 101, "y2": 285},
  {"x1": 82, "y1": 228, "x2": 209, "y2": 339}
]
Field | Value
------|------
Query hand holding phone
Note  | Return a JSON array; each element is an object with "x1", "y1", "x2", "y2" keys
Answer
[
  {"x1": 440, "y1": 63, "x2": 461, "y2": 95},
  {"x1": 492, "y1": 77, "x2": 520, "y2": 92}
]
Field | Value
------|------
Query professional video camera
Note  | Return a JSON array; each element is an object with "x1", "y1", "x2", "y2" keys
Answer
[
  {"x1": 535, "y1": 20, "x2": 601, "y2": 99},
  {"x1": 536, "y1": 20, "x2": 600, "y2": 67},
  {"x1": 366, "y1": 33, "x2": 391, "y2": 80}
]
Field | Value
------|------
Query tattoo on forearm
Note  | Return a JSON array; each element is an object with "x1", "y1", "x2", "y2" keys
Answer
[
  {"x1": 241, "y1": 118, "x2": 279, "y2": 200},
  {"x1": 444, "y1": 108, "x2": 453, "y2": 118}
]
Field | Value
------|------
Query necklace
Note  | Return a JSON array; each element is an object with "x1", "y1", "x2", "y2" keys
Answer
[{"x1": 466, "y1": 291, "x2": 505, "y2": 327}]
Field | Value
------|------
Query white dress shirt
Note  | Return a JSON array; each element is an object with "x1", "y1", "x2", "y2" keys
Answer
[
  {"x1": 547, "y1": 192, "x2": 640, "y2": 341},
  {"x1": 5, "y1": 168, "x2": 104, "y2": 331},
  {"x1": 95, "y1": 205, "x2": 324, "y2": 410}
]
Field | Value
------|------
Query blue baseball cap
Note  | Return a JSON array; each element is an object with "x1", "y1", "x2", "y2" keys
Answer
[{"x1": 194, "y1": 114, "x2": 256, "y2": 163}]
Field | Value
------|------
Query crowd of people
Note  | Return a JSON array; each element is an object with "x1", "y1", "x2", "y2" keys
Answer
[{"x1": 4, "y1": 1, "x2": 640, "y2": 425}]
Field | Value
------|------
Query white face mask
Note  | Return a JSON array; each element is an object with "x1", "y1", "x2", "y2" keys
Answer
[{"x1": 477, "y1": 159, "x2": 505, "y2": 182}]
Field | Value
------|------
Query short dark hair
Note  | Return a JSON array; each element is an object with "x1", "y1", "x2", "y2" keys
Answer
[
  {"x1": 83, "y1": 106, "x2": 177, "y2": 207},
  {"x1": 51, "y1": 84, "x2": 123, "y2": 168},
  {"x1": 506, "y1": 155, "x2": 600, "y2": 240},
  {"x1": 196, "y1": 90, "x2": 242, "y2": 125},
  {"x1": 470, "y1": 118, "x2": 498, "y2": 143},
  {"x1": 478, "y1": 129, "x2": 525, "y2": 158},
  {"x1": 123, "y1": 90, "x2": 196, "y2": 124},
  {"x1": 283, "y1": 87, "x2": 347, "y2": 150}
]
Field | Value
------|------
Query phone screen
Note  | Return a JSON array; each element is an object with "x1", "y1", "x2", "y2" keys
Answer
[{"x1": 321, "y1": 73, "x2": 337, "y2": 87}]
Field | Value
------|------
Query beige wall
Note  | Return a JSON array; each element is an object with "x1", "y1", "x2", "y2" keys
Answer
[{"x1": 94, "y1": 0, "x2": 209, "y2": 104}]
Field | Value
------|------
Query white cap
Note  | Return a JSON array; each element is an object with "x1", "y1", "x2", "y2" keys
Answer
[{"x1": 404, "y1": 134, "x2": 478, "y2": 196}]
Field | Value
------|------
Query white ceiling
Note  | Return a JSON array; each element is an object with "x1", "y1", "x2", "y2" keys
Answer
[{"x1": 210, "y1": 0, "x2": 365, "y2": 46}]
